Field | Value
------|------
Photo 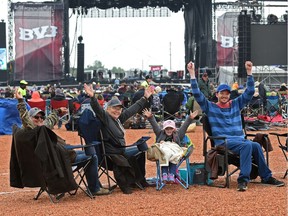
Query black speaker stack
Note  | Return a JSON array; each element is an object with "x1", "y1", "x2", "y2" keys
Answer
[
  {"x1": 77, "y1": 43, "x2": 84, "y2": 82},
  {"x1": 238, "y1": 11, "x2": 251, "y2": 78}
]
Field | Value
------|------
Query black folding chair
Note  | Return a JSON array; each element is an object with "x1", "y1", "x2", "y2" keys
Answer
[
  {"x1": 10, "y1": 125, "x2": 95, "y2": 203},
  {"x1": 78, "y1": 108, "x2": 117, "y2": 191},
  {"x1": 202, "y1": 114, "x2": 270, "y2": 188},
  {"x1": 269, "y1": 132, "x2": 288, "y2": 178}
]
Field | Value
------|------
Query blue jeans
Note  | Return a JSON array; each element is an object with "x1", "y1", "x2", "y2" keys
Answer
[
  {"x1": 74, "y1": 151, "x2": 100, "y2": 193},
  {"x1": 161, "y1": 163, "x2": 177, "y2": 175},
  {"x1": 225, "y1": 138, "x2": 272, "y2": 183}
]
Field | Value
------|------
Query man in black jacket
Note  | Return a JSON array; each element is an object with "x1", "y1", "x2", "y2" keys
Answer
[{"x1": 84, "y1": 83, "x2": 153, "y2": 194}]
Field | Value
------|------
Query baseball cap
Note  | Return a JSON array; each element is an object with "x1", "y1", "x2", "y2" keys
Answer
[
  {"x1": 217, "y1": 84, "x2": 231, "y2": 93},
  {"x1": 163, "y1": 120, "x2": 176, "y2": 130},
  {"x1": 20, "y1": 80, "x2": 28, "y2": 85},
  {"x1": 106, "y1": 97, "x2": 123, "y2": 108},
  {"x1": 28, "y1": 107, "x2": 45, "y2": 117}
]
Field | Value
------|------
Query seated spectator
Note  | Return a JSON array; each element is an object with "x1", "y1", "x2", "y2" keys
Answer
[
  {"x1": 52, "y1": 88, "x2": 66, "y2": 100},
  {"x1": 230, "y1": 82, "x2": 240, "y2": 100},
  {"x1": 4, "y1": 87, "x2": 14, "y2": 98},
  {"x1": 28, "y1": 91, "x2": 44, "y2": 102},
  {"x1": 187, "y1": 60, "x2": 285, "y2": 192},
  {"x1": 15, "y1": 89, "x2": 110, "y2": 196},
  {"x1": 84, "y1": 83, "x2": 153, "y2": 194},
  {"x1": 51, "y1": 88, "x2": 67, "y2": 129},
  {"x1": 143, "y1": 108, "x2": 198, "y2": 183},
  {"x1": 95, "y1": 90, "x2": 105, "y2": 107}
]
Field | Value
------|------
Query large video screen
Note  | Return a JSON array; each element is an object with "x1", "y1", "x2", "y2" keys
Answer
[
  {"x1": 251, "y1": 23, "x2": 287, "y2": 66},
  {"x1": 0, "y1": 48, "x2": 7, "y2": 70}
]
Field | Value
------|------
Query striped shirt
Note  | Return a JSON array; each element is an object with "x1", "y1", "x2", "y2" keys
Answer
[{"x1": 191, "y1": 76, "x2": 255, "y2": 145}]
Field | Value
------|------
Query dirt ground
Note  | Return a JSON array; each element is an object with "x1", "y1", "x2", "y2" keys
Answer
[{"x1": 0, "y1": 125, "x2": 287, "y2": 215}]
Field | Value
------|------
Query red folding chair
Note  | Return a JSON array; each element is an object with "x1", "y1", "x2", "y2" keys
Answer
[
  {"x1": 50, "y1": 99, "x2": 70, "y2": 124},
  {"x1": 27, "y1": 100, "x2": 46, "y2": 115}
]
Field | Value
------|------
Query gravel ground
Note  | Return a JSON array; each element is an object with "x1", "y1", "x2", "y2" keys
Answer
[{"x1": 0, "y1": 125, "x2": 287, "y2": 215}]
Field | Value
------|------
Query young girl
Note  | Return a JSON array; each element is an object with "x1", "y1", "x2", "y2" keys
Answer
[{"x1": 143, "y1": 108, "x2": 198, "y2": 182}]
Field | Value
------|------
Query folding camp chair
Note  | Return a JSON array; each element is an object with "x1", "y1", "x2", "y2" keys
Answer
[
  {"x1": 27, "y1": 100, "x2": 46, "y2": 115},
  {"x1": 78, "y1": 108, "x2": 117, "y2": 190},
  {"x1": 50, "y1": 99, "x2": 70, "y2": 124},
  {"x1": 10, "y1": 125, "x2": 96, "y2": 203},
  {"x1": 154, "y1": 135, "x2": 193, "y2": 190},
  {"x1": 70, "y1": 102, "x2": 94, "y2": 131},
  {"x1": 269, "y1": 132, "x2": 288, "y2": 178},
  {"x1": 244, "y1": 97, "x2": 264, "y2": 117},
  {"x1": 266, "y1": 95, "x2": 281, "y2": 120},
  {"x1": 202, "y1": 114, "x2": 270, "y2": 188},
  {"x1": 162, "y1": 90, "x2": 183, "y2": 122}
]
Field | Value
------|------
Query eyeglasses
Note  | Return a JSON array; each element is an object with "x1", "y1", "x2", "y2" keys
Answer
[{"x1": 33, "y1": 116, "x2": 45, "y2": 120}]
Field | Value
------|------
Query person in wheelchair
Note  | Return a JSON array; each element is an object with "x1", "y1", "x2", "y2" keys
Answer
[
  {"x1": 84, "y1": 83, "x2": 153, "y2": 194},
  {"x1": 15, "y1": 89, "x2": 110, "y2": 196},
  {"x1": 142, "y1": 108, "x2": 198, "y2": 183},
  {"x1": 187, "y1": 61, "x2": 285, "y2": 192}
]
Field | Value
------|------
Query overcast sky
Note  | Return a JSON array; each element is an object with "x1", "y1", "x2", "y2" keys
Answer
[{"x1": 0, "y1": 0, "x2": 286, "y2": 71}]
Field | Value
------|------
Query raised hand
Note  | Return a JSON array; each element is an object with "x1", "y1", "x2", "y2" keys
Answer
[
  {"x1": 144, "y1": 86, "x2": 153, "y2": 99},
  {"x1": 142, "y1": 108, "x2": 152, "y2": 118},
  {"x1": 245, "y1": 61, "x2": 253, "y2": 75},
  {"x1": 187, "y1": 61, "x2": 195, "y2": 78},
  {"x1": 83, "y1": 83, "x2": 94, "y2": 97},
  {"x1": 189, "y1": 110, "x2": 199, "y2": 119}
]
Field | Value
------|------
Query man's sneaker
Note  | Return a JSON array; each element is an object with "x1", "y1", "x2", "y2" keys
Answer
[
  {"x1": 168, "y1": 173, "x2": 175, "y2": 183},
  {"x1": 93, "y1": 188, "x2": 111, "y2": 196},
  {"x1": 261, "y1": 177, "x2": 285, "y2": 187},
  {"x1": 237, "y1": 182, "x2": 248, "y2": 192},
  {"x1": 162, "y1": 173, "x2": 168, "y2": 182}
]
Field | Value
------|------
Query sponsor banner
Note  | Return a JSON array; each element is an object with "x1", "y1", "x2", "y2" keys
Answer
[
  {"x1": 217, "y1": 12, "x2": 239, "y2": 66},
  {"x1": 14, "y1": 2, "x2": 64, "y2": 81}
]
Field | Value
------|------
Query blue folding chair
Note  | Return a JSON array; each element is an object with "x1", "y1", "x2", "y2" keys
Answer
[{"x1": 155, "y1": 134, "x2": 194, "y2": 190}]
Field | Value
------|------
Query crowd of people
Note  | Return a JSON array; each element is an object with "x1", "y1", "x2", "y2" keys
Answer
[{"x1": 4, "y1": 61, "x2": 287, "y2": 195}]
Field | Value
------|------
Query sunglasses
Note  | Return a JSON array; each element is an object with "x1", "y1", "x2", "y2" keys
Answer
[{"x1": 33, "y1": 116, "x2": 45, "y2": 120}]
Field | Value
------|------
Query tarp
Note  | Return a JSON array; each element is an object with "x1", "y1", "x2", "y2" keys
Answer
[{"x1": 0, "y1": 99, "x2": 29, "y2": 135}]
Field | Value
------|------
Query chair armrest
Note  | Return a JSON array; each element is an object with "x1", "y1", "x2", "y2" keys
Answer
[
  {"x1": 208, "y1": 136, "x2": 227, "y2": 140},
  {"x1": 64, "y1": 142, "x2": 101, "y2": 150},
  {"x1": 269, "y1": 132, "x2": 288, "y2": 137}
]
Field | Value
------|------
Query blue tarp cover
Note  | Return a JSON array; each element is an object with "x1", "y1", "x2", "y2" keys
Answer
[{"x1": 0, "y1": 99, "x2": 29, "y2": 135}]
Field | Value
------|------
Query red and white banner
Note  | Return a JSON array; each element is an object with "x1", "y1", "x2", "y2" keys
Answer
[
  {"x1": 14, "y1": 2, "x2": 64, "y2": 82},
  {"x1": 217, "y1": 12, "x2": 239, "y2": 66}
]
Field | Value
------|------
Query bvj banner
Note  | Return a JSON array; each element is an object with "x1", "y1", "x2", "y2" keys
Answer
[
  {"x1": 13, "y1": 2, "x2": 64, "y2": 82},
  {"x1": 217, "y1": 12, "x2": 239, "y2": 66}
]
